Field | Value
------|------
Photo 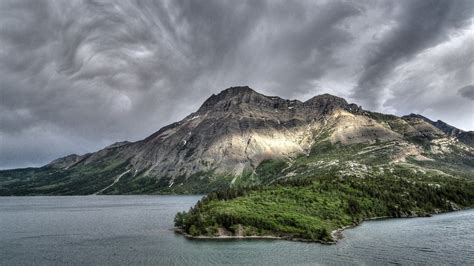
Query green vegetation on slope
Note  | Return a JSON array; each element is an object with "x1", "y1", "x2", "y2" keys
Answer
[
  {"x1": 175, "y1": 173, "x2": 474, "y2": 242},
  {"x1": 0, "y1": 161, "x2": 129, "y2": 196},
  {"x1": 0, "y1": 166, "x2": 235, "y2": 196},
  {"x1": 1, "y1": 139, "x2": 472, "y2": 197},
  {"x1": 106, "y1": 171, "x2": 235, "y2": 195}
]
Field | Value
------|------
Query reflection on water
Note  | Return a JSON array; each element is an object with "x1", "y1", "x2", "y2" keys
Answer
[{"x1": 0, "y1": 196, "x2": 473, "y2": 265}]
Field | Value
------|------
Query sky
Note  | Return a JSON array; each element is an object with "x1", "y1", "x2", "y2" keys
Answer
[{"x1": 0, "y1": 0, "x2": 473, "y2": 169}]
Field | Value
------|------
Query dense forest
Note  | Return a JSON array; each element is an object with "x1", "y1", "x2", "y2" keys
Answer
[{"x1": 175, "y1": 170, "x2": 474, "y2": 242}]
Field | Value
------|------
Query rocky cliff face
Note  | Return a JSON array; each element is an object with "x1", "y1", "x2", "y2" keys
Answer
[
  {"x1": 402, "y1": 113, "x2": 474, "y2": 146},
  {"x1": 61, "y1": 87, "x2": 402, "y2": 179},
  {"x1": 1, "y1": 86, "x2": 472, "y2": 195}
]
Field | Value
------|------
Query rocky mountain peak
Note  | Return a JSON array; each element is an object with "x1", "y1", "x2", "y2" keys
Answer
[
  {"x1": 303, "y1": 93, "x2": 363, "y2": 114},
  {"x1": 403, "y1": 113, "x2": 465, "y2": 136},
  {"x1": 304, "y1": 93, "x2": 348, "y2": 107},
  {"x1": 197, "y1": 87, "x2": 360, "y2": 115},
  {"x1": 197, "y1": 86, "x2": 275, "y2": 113},
  {"x1": 204, "y1": 86, "x2": 258, "y2": 102},
  {"x1": 404, "y1": 113, "x2": 428, "y2": 120},
  {"x1": 221, "y1": 86, "x2": 256, "y2": 95},
  {"x1": 4, "y1": 86, "x2": 472, "y2": 196}
]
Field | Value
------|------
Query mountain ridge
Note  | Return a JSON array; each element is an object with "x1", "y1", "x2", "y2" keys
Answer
[
  {"x1": 0, "y1": 86, "x2": 472, "y2": 195},
  {"x1": 402, "y1": 113, "x2": 473, "y2": 146}
]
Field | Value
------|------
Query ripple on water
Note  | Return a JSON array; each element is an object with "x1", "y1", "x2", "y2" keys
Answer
[{"x1": 0, "y1": 196, "x2": 473, "y2": 265}]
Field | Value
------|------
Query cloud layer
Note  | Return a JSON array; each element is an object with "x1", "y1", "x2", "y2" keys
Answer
[{"x1": 1, "y1": 0, "x2": 473, "y2": 168}]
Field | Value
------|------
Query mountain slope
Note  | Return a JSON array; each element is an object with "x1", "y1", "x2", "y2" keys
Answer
[
  {"x1": 402, "y1": 113, "x2": 474, "y2": 146},
  {"x1": 0, "y1": 86, "x2": 472, "y2": 195}
]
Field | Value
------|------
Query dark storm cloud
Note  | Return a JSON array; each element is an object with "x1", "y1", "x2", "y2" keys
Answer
[
  {"x1": 245, "y1": 1, "x2": 361, "y2": 96},
  {"x1": 352, "y1": 0, "x2": 474, "y2": 109},
  {"x1": 458, "y1": 85, "x2": 474, "y2": 101},
  {"x1": 1, "y1": 0, "x2": 473, "y2": 169}
]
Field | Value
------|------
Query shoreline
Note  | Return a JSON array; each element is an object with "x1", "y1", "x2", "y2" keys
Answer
[
  {"x1": 174, "y1": 228, "x2": 335, "y2": 244},
  {"x1": 175, "y1": 207, "x2": 471, "y2": 244}
]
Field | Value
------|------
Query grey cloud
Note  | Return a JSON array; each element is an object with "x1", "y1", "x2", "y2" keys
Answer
[
  {"x1": 1, "y1": 0, "x2": 473, "y2": 169},
  {"x1": 183, "y1": 1, "x2": 362, "y2": 98},
  {"x1": 382, "y1": 27, "x2": 474, "y2": 130},
  {"x1": 255, "y1": 1, "x2": 361, "y2": 96},
  {"x1": 352, "y1": 0, "x2": 473, "y2": 109},
  {"x1": 458, "y1": 85, "x2": 474, "y2": 101}
]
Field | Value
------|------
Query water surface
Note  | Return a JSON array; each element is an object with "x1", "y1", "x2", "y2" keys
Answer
[{"x1": 0, "y1": 196, "x2": 472, "y2": 265}]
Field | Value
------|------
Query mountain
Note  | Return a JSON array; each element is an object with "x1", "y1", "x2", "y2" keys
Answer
[
  {"x1": 0, "y1": 86, "x2": 473, "y2": 195},
  {"x1": 402, "y1": 113, "x2": 474, "y2": 146}
]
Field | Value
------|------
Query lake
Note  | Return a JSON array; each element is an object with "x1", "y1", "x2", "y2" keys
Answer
[{"x1": 0, "y1": 196, "x2": 472, "y2": 265}]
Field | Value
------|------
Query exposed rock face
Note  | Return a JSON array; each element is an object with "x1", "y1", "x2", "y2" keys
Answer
[
  {"x1": 47, "y1": 154, "x2": 89, "y2": 169},
  {"x1": 402, "y1": 113, "x2": 473, "y2": 146},
  {"x1": 4, "y1": 86, "x2": 472, "y2": 195},
  {"x1": 62, "y1": 87, "x2": 405, "y2": 179},
  {"x1": 458, "y1": 132, "x2": 474, "y2": 147},
  {"x1": 52, "y1": 86, "x2": 472, "y2": 178},
  {"x1": 105, "y1": 87, "x2": 339, "y2": 178}
]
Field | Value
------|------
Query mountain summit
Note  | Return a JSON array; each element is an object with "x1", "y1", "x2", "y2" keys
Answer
[{"x1": 1, "y1": 87, "x2": 472, "y2": 195}]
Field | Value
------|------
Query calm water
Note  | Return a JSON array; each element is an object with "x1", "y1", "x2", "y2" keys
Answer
[{"x1": 0, "y1": 196, "x2": 472, "y2": 265}]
